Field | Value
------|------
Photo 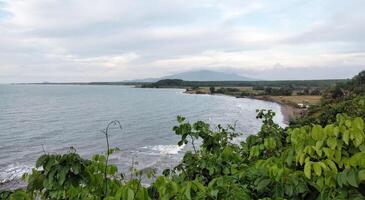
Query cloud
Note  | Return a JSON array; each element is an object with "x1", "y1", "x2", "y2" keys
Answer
[
  {"x1": 150, "y1": 50, "x2": 365, "y2": 72},
  {"x1": 0, "y1": 0, "x2": 364, "y2": 82},
  {"x1": 72, "y1": 53, "x2": 139, "y2": 68}
]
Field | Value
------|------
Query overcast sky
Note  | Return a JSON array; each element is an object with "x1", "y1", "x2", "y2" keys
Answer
[{"x1": 0, "y1": 0, "x2": 365, "y2": 82}]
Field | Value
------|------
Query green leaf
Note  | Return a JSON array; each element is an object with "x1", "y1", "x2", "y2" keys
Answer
[
  {"x1": 58, "y1": 167, "x2": 68, "y2": 185},
  {"x1": 304, "y1": 162, "x2": 312, "y2": 179},
  {"x1": 347, "y1": 169, "x2": 358, "y2": 187},
  {"x1": 222, "y1": 146, "x2": 233, "y2": 160},
  {"x1": 126, "y1": 188, "x2": 135, "y2": 200},
  {"x1": 285, "y1": 184, "x2": 294, "y2": 196},
  {"x1": 327, "y1": 137, "x2": 337, "y2": 150},
  {"x1": 323, "y1": 148, "x2": 334, "y2": 159},
  {"x1": 359, "y1": 144, "x2": 365, "y2": 152},
  {"x1": 71, "y1": 163, "x2": 80, "y2": 175},
  {"x1": 316, "y1": 177, "x2": 325, "y2": 189},
  {"x1": 325, "y1": 159, "x2": 338, "y2": 173},
  {"x1": 353, "y1": 129, "x2": 364, "y2": 147},
  {"x1": 257, "y1": 179, "x2": 271, "y2": 191},
  {"x1": 340, "y1": 172, "x2": 348, "y2": 187},
  {"x1": 343, "y1": 131, "x2": 350, "y2": 145},
  {"x1": 359, "y1": 170, "x2": 365, "y2": 182},
  {"x1": 184, "y1": 182, "x2": 192, "y2": 200},
  {"x1": 209, "y1": 189, "x2": 219, "y2": 198},
  {"x1": 299, "y1": 152, "x2": 305, "y2": 165},
  {"x1": 324, "y1": 124, "x2": 334, "y2": 137},
  {"x1": 36, "y1": 155, "x2": 48, "y2": 168},
  {"x1": 313, "y1": 162, "x2": 322, "y2": 176},
  {"x1": 345, "y1": 120, "x2": 352, "y2": 128},
  {"x1": 354, "y1": 117, "x2": 364, "y2": 130},
  {"x1": 177, "y1": 115, "x2": 185, "y2": 123},
  {"x1": 311, "y1": 125, "x2": 322, "y2": 141}
]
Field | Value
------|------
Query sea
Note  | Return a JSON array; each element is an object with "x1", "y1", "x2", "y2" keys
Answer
[{"x1": 0, "y1": 84, "x2": 285, "y2": 188}]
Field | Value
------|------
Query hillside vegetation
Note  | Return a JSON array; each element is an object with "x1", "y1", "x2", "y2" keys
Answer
[
  {"x1": 142, "y1": 79, "x2": 344, "y2": 89},
  {"x1": 1, "y1": 71, "x2": 365, "y2": 200}
]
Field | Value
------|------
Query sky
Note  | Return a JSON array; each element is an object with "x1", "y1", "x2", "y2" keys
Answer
[{"x1": 0, "y1": 0, "x2": 365, "y2": 83}]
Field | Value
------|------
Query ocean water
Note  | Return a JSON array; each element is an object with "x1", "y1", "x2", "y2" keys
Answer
[{"x1": 0, "y1": 84, "x2": 285, "y2": 186}]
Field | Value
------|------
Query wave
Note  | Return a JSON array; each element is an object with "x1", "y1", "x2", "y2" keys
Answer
[
  {"x1": 141, "y1": 144, "x2": 185, "y2": 155},
  {"x1": 0, "y1": 164, "x2": 32, "y2": 184}
]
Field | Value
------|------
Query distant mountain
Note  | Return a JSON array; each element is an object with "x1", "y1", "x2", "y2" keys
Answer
[
  {"x1": 125, "y1": 78, "x2": 160, "y2": 82},
  {"x1": 162, "y1": 70, "x2": 254, "y2": 81},
  {"x1": 125, "y1": 70, "x2": 255, "y2": 82}
]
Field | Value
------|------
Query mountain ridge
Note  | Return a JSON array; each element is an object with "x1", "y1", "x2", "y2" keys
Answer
[{"x1": 128, "y1": 70, "x2": 255, "y2": 82}]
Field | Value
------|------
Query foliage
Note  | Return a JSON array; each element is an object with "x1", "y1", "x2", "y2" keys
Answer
[
  {"x1": 215, "y1": 87, "x2": 240, "y2": 94},
  {"x1": 143, "y1": 79, "x2": 184, "y2": 88},
  {"x1": 2, "y1": 108, "x2": 365, "y2": 199},
  {"x1": 141, "y1": 79, "x2": 344, "y2": 89},
  {"x1": 291, "y1": 71, "x2": 365, "y2": 127},
  {"x1": 310, "y1": 88, "x2": 322, "y2": 96},
  {"x1": 264, "y1": 86, "x2": 293, "y2": 96},
  {"x1": 240, "y1": 91, "x2": 254, "y2": 97},
  {"x1": 322, "y1": 70, "x2": 365, "y2": 103},
  {"x1": 292, "y1": 96, "x2": 365, "y2": 127}
]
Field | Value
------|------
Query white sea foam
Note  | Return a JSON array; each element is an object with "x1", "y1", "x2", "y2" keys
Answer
[
  {"x1": 0, "y1": 164, "x2": 32, "y2": 183},
  {"x1": 142, "y1": 145, "x2": 185, "y2": 155}
]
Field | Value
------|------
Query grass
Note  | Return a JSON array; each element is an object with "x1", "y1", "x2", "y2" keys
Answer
[
  {"x1": 188, "y1": 86, "x2": 322, "y2": 108},
  {"x1": 269, "y1": 95, "x2": 322, "y2": 105}
]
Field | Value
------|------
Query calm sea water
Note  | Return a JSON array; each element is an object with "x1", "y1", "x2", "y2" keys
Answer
[{"x1": 0, "y1": 84, "x2": 284, "y2": 185}]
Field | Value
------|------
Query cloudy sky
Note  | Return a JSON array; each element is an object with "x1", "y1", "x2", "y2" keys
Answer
[{"x1": 0, "y1": 0, "x2": 365, "y2": 82}]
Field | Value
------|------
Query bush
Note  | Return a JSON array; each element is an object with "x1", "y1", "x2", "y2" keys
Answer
[
  {"x1": 2, "y1": 109, "x2": 365, "y2": 200},
  {"x1": 264, "y1": 87, "x2": 293, "y2": 96},
  {"x1": 209, "y1": 87, "x2": 215, "y2": 94}
]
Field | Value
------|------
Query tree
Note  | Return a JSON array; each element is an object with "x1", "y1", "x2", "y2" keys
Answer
[
  {"x1": 209, "y1": 87, "x2": 215, "y2": 94},
  {"x1": 310, "y1": 88, "x2": 321, "y2": 95},
  {"x1": 332, "y1": 86, "x2": 344, "y2": 99}
]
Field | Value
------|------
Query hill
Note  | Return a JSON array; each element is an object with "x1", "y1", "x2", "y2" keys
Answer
[
  {"x1": 161, "y1": 70, "x2": 254, "y2": 81},
  {"x1": 127, "y1": 70, "x2": 254, "y2": 82}
]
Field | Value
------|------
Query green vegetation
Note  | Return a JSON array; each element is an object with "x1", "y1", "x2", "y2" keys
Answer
[
  {"x1": 142, "y1": 79, "x2": 185, "y2": 88},
  {"x1": 142, "y1": 79, "x2": 345, "y2": 97},
  {"x1": 291, "y1": 71, "x2": 365, "y2": 126},
  {"x1": 142, "y1": 79, "x2": 344, "y2": 89},
  {"x1": 1, "y1": 71, "x2": 365, "y2": 200},
  {"x1": 143, "y1": 79, "x2": 344, "y2": 102}
]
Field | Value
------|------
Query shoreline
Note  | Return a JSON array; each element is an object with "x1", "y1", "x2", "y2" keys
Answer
[
  {"x1": 184, "y1": 90, "x2": 299, "y2": 125},
  {"x1": 245, "y1": 95, "x2": 301, "y2": 125}
]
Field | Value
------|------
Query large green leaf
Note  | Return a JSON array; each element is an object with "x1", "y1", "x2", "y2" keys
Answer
[
  {"x1": 359, "y1": 170, "x2": 365, "y2": 182},
  {"x1": 311, "y1": 125, "x2": 322, "y2": 141},
  {"x1": 304, "y1": 162, "x2": 312, "y2": 179},
  {"x1": 327, "y1": 137, "x2": 337, "y2": 150},
  {"x1": 256, "y1": 179, "x2": 271, "y2": 192},
  {"x1": 354, "y1": 117, "x2": 364, "y2": 130},
  {"x1": 313, "y1": 162, "x2": 322, "y2": 176},
  {"x1": 347, "y1": 169, "x2": 359, "y2": 187}
]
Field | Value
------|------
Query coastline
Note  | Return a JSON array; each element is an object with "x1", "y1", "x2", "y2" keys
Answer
[
  {"x1": 245, "y1": 96, "x2": 301, "y2": 125},
  {"x1": 184, "y1": 90, "x2": 298, "y2": 125}
]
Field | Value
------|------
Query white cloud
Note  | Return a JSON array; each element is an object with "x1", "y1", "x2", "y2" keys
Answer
[
  {"x1": 72, "y1": 53, "x2": 139, "y2": 68},
  {"x1": 0, "y1": 0, "x2": 364, "y2": 82},
  {"x1": 150, "y1": 50, "x2": 365, "y2": 71}
]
